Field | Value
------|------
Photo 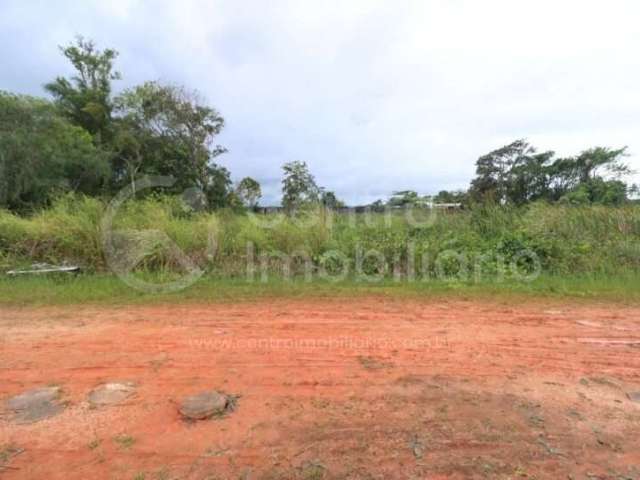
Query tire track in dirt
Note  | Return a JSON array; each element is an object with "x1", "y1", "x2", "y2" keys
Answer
[{"x1": 1, "y1": 298, "x2": 640, "y2": 479}]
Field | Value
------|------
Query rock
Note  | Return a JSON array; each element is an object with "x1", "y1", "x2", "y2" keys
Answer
[
  {"x1": 627, "y1": 391, "x2": 640, "y2": 403},
  {"x1": 179, "y1": 391, "x2": 229, "y2": 420},
  {"x1": 88, "y1": 382, "x2": 136, "y2": 407},
  {"x1": 5, "y1": 386, "x2": 64, "y2": 424}
]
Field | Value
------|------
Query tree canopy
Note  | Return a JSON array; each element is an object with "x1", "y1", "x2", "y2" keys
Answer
[
  {"x1": 469, "y1": 140, "x2": 632, "y2": 206},
  {"x1": 0, "y1": 91, "x2": 109, "y2": 211},
  {"x1": 112, "y1": 81, "x2": 227, "y2": 198},
  {"x1": 0, "y1": 37, "x2": 238, "y2": 211},
  {"x1": 281, "y1": 161, "x2": 320, "y2": 211},
  {"x1": 0, "y1": 36, "x2": 636, "y2": 213},
  {"x1": 235, "y1": 177, "x2": 262, "y2": 208},
  {"x1": 44, "y1": 36, "x2": 121, "y2": 144}
]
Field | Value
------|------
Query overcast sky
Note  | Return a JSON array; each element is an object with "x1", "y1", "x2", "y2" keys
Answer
[{"x1": 2, "y1": 0, "x2": 639, "y2": 204}]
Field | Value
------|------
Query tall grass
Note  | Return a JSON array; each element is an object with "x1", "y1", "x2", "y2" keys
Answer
[{"x1": 1, "y1": 194, "x2": 639, "y2": 278}]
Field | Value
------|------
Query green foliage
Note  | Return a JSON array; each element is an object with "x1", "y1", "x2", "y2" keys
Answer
[
  {"x1": 1, "y1": 197, "x2": 639, "y2": 281},
  {"x1": 0, "y1": 194, "x2": 104, "y2": 268},
  {"x1": 235, "y1": 177, "x2": 262, "y2": 208},
  {"x1": 388, "y1": 190, "x2": 426, "y2": 207},
  {"x1": 0, "y1": 91, "x2": 109, "y2": 211},
  {"x1": 39, "y1": 37, "x2": 231, "y2": 210},
  {"x1": 469, "y1": 140, "x2": 632, "y2": 206},
  {"x1": 112, "y1": 81, "x2": 227, "y2": 197},
  {"x1": 433, "y1": 190, "x2": 467, "y2": 204},
  {"x1": 2, "y1": 271, "x2": 640, "y2": 306},
  {"x1": 320, "y1": 190, "x2": 344, "y2": 209},
  {"x1": 204, "y1": 163, "x2": 233, "y2": 209},
  {"x1": 44, "y1": 36, "x2": 121, "y2": 143},
  {"x1": 560, "y1": 178, "x2": 628, "y2": 205},
  {"x1": 281, "y1": 161, "x2": 320, "y2": 212}
]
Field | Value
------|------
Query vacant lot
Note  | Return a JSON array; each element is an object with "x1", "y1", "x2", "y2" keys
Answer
[{"x1": 1, "y1": 298, "x2": 640, "y2": 479}]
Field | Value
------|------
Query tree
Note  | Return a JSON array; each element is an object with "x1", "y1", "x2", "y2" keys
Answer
[
  {"x1": 320, "y1": 189, "x2": 345, "y2": 209},
  {"x1": 549, "y1": 147, "x2": 630, "y2": 203},
  {"x1": 111, "y1": 115, "x2": 146, "y2": 195},
  {"x1": 235, "y1": 177, "x2": 262, "y2": 208},
  {"x1": 469, "y1": 140, "x2": 542, "y2": 204},
  {"x1": 508, "y1": 149, "x2": 555, "y2": 204},
  {"x1": 112, "y1": 81, "x2": 228, "y2": 205},
  {"x1": 561, "y1": 178, "x2": 629, "y2": 206},
  {"x1": 0, "y1": 91, "x2": 109, "y2": 210},
  {"x1": 469, "y1": 140, "x2": 632, "y2": 205},
  {"x1": 44, "y1": 36, "x2": 121, "y2": 144},
  {"x1": 388, "y1": 190, "x2": 428, "y2": 207},
  {"x1": 433, "y1": 190, "x2": 468, "y2": 204},
  {"x1": 369, "y1": 199, "x2": 385, "y2": 211},
  {"x1": 574, "y1": 147, "x2": 629, "y2": 182},
  {"x1": 281, "y1": 161, "x2": 320, "y2": 211},
  {"x1": 546, "y1": 157, "x2": 581, "y2": 201},
  {"x1": 204, "y1": 163, "x2": 233, "y2": 209}
]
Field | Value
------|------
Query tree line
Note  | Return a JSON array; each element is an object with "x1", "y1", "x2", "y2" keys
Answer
[
  {"x1": 271, "y1": 141, "x2": 637, "y2": 211},
  {"x1": 0, "y1": 37, "x2": 246, "y2": 212},
  {"x1": 0, "y1": 37, "x2": 636, "y2": 213},
  {"x1": 377, "y1": 141, "x2": 636, "y2": 209}
]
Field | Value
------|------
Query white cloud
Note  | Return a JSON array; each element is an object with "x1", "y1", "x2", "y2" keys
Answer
[{"x1": 1, "y1": 0, "x2": 639, "y2": 203}]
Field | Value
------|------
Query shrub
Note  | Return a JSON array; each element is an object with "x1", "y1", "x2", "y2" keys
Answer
[{"x1": 1, "y1": 195, "x2": 639, "y2": 279}]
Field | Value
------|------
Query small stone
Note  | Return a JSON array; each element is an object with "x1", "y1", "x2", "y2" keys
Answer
[
  {"x1": 5, "y1": 386, "x2": 64, "y2": 424},
  {"x1": 627, "y1": 391, "x2": 640, "y2": 403},
  {"x1": 88, "y1": 382, "x2": 136, "y2": 407},
  {"x1": 179, "y1": 391, "x2": 228, "y2": 420}
]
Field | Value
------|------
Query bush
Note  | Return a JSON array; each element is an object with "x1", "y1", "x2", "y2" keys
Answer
[{"x1": 1, "y1": 195, "x2": 639, "y2": 279}]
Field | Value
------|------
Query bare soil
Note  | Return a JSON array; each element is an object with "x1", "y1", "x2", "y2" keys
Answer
[{"x1": 1, "y1": 298, "x2": 640, "y2": 479}]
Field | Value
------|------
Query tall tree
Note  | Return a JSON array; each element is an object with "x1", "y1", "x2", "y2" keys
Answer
[
  {"x1": 320, "y1": 189, "x2": 345, "y2": 209},
  {"x1": 281, "y1": 161, "x2": 319, "y2": 211},
  {"x1": 44, "y1": 37, "x2": 121, "y2": 144},
  {"x1": 235, "y1": 177, "x2": 262, "y2": 208},
  {"x1": 113, "y1": 81, "x2": 228, "y2": 205},
  {"x1": 0, "y1": 91, "x2": 109, "y2": 210},
  {"x1": 388, "y1": 190, "x2": 422, "y2": 207},
  {"x1": 574, "y1": 147, "x2": 629, "y2": 183},
  {"x1": 433, "y1": 190, "x2": 468, "y2": 204},
  {"x1": 469, "y1": 140, "x2": 632, "y2": 205},
  {"x1": 204, "y1": 163, "x2": 233, "y2": 209},
  {"x1": 561, "y1": 178, "x2": 629, "y2": 205},
  {"x1": 549, "y1": 147, "x2": 630, "y2": 202},
  {"x1": 508, "y1": 149, "x2": 555, "y2": 204},
  {"x1": 469, "y1": 139, "x2": 541, "y2": 204}
]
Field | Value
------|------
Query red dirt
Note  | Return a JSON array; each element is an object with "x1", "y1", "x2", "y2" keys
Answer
[{"x1": 1, "y1": 298, "x2": 640, "y2": 479}]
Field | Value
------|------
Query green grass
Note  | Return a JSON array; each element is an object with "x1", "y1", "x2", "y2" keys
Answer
[
  {"x1": 2, "y1": 195, "x2": 640, "y2": 278},
  {"x1": 1, "y1": 195, "x2": 639, "y2": 305},
  {"x1": 1, "y1": 272, "x2": 639, "y2": 306}
]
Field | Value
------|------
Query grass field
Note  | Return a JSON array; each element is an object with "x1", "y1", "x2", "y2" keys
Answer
[
  {"x1": 1, "y1": 272, "x2": 639, "y2": 306},
  {"x1": 2, "y1": 195, "x2": 640, "y2": 279}
]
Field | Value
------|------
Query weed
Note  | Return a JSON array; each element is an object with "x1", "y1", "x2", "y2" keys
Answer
[
  {"x1": 88, "y1": 438, "x2": 101, "y2": 450},
  {"x1": 300, "y1": 461, "x2": 326, "y2": 480},
  {"x1": 113, "y1": 434, "x2": 135, "y2": 450},
  {"x1": 1, "y1": 196, "x2": 639, "y2": 281}
]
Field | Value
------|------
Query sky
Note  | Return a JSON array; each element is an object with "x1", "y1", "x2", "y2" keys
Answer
[{"x1": 2, "y1": 0, "x2": 640, "y2": 204}]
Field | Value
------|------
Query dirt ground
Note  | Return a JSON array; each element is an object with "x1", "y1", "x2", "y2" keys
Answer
[{"x1": 1, "y1": 297, "x2": 640, "y2": 479}]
